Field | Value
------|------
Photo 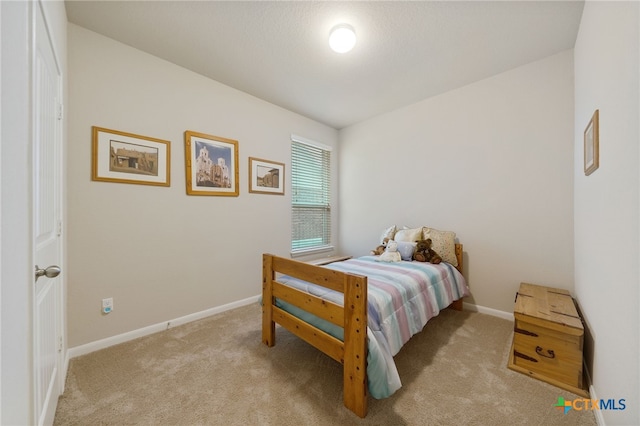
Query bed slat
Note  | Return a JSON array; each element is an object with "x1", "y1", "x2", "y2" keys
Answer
[
  {"x1": 271, "y1": 255, "x2": 349, "y2": 293},
  {"x1": 272, "y1": 280, "x2": 344, "y2": 327},
  {"x1": 272, "y1": 306, "x2": 345, "y2": 363}
]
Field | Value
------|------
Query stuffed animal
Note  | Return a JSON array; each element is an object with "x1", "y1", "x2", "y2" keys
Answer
[
  {"x1": 413, "y1": 238, "x2": 442, "y2": 264},
  {"x1": 371, "y1": 237, "x2": 389, "y2": 255},
  {"x1": 378, "y1": 240, "x2": 401, "y2": 262}
]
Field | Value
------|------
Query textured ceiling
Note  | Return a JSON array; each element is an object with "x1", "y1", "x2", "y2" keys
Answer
[{"x1": 65, "y1": 1, "x2": 584, "y2": 129}]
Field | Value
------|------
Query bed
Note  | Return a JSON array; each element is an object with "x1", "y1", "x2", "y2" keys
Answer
[{"x1": 261, "y1": 242, "x2": 468, "y2": 418}]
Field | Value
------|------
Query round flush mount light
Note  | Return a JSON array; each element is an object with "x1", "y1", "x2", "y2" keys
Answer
[{"x1": 329, "y1": 24, "x2": 356, "y2": 53}]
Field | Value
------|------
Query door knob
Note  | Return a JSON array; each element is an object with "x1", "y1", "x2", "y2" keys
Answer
[{"x1": 35, "y1": 265, "x2": 61, "y2": 281}]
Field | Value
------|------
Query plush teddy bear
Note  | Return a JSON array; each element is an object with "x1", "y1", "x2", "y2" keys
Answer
[
  {"x1": 413, "y1": 238, "x2": 442, "y2": 264},
  {"x1": 378, "y1": 240, "x2": 402, "y2": 262},
  {"x1": 371, "y1": 237, "x2": 389, "y2": 256}
]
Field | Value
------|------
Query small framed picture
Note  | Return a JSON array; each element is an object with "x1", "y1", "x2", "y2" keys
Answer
[
  {"x1": 249, "y1": 157, "x2": 285, "y2": 195},
  {"x1": 584, "y1": 109, "x2": 599, "y2": 176},
  {"x1": 184, "y1": 130, "x2": 239, "y2": 196},
  {"x1": 92, "y1": 126, "x2": 170, "y2": 187}
]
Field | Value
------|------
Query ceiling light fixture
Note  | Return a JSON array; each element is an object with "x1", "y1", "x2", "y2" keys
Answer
[{"x1": 329, "y1": 24, "x2": 356, "y2": 53}]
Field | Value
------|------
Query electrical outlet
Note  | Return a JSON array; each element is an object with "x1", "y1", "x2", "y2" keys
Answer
[{"x1": 102, "y1": 297, "x2": 113, "y2": 314}]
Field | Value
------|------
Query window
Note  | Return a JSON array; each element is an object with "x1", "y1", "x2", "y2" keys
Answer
[{"x1": 291, "y1": 135, "x2": 332, "y2": 255}]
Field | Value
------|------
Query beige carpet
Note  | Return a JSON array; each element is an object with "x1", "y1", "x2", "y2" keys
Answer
[{"x1": 54, "y1": 304, "x2": 597, "y2": 425}]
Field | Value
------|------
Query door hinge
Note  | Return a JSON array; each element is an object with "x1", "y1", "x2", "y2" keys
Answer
[
  {"x1": 57, "y1": 220, "x2": 62, "y2": 236},
  {"x1": 57, "y1": 103, "x2": 64, "y2": 120},
  {"x1": 58, "y1": 336, "x2": 63, "y2": 352}
]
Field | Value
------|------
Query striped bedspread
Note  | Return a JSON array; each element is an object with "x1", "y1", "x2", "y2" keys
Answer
[{"x1": 276, "y1": 255, "x2": 469, "y2": 399}]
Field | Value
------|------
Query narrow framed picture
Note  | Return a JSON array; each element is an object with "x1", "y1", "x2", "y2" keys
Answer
[
  {"x1": 92, "y1": 126, "x2": 170, "y2": 187},
  {"x1": 249, "y1": 157, "x2": 285, "y2": 195},
  {"x1": 185, "y1": 130, "x2": 239, "y2": 196},
  {"x1": 584, "y1": 109, "x2": 599, "y2": 176}
]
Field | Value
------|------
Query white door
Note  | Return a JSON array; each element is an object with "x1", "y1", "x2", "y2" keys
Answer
[{"x1": 33, "y1": 3, "x2": 63, "y2": 425}]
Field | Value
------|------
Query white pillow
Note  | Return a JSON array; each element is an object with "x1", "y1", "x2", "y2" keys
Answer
[
  {"x1": 394, "y1": 227, "x2": 422, "y2": 242},
  {"x1": 422, "y1": 227, "x2": 457, "y2": 267},
  {"x1": 379, "y1": 225, "x2": 397, "y2": 244}
]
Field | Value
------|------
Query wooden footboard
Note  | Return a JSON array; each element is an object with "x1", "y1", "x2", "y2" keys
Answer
[
  {"x1": 261, "y1": 243, "x2": 464, "y2": 418},
  {"x1": 262, "y1": 254, "x2": 369, "y2": 417}
]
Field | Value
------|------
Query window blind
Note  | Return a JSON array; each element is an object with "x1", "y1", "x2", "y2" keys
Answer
[{"x1": 291, "y1": 137, "x2": 331, "y2": 254}]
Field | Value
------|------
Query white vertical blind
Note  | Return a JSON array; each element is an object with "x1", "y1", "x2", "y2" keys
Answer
[{"x1": 291, "y1": 136, "x2": 331, "y2": 254}]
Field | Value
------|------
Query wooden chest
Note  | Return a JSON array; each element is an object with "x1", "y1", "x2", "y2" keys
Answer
[{"x1": 508, "y1": 283, "x2": 588, "y2": 397}]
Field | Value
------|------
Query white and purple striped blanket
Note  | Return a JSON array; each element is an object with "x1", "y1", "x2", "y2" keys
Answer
[{"x1": 276, "y1": 255, "x2": 470, "y2": 399}]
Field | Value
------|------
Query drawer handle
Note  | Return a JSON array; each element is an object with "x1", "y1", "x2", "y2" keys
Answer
[
  {"x1": 514, "y1": 350, "x2": 538, "y2": 363},
  {"x1": 514, "y1": 327, "x2": 538, "y2": 337},
  {"x1": 535, "y1": 346, "x2": 555, "y2": 359}
]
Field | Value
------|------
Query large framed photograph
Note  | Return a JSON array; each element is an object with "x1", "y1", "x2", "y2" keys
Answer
[
  {"x1": 185, "y1": 130, "x2": 239, "y2": 196},
  {"x1": 249, "y1": 157, "x2": 285, "y2": 195},
  {"x1": 92, "y1": 126, "x2": 170, "y2": 186},
  {"x1": 584, "y1": 109, "x2": 599, "y2": 176}
]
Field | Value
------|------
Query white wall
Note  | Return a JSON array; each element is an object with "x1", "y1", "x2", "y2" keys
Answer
[
  {"x1": 574, "y1": 2, "x2": 639, "y2": 425},
  {"x1": 67, "y1": 24, "x2": 339, "y2": 348},
  {"x1": 339, "y1": 51, "x2": 575, "y2": 314}
]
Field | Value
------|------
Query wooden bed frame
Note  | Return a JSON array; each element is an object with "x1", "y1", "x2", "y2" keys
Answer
[{"x1": 262, "y1": 244, "x2": 464, "y2": 418}]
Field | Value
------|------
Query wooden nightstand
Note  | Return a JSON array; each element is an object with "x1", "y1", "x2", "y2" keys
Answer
[
  {"x1": 508, "y1": 282, "x2": 588, "y2": 397},
  {"x1": 308, "y1": 255, "x2": 352, "y2": 266}
]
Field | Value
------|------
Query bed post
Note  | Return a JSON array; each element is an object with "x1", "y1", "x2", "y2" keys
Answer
[
  {"x1": 343, "y1": 274, "x2": 368, "y2": 418},
  {"x1": 262, "y1": 254, "x2": 276, "y2": 347},
  {"x1": 450, "y1": 244, "x2": 464, "y2": 311},
  {"x1": 454, "y1": 243, "x2": 463, "y2": 274}
]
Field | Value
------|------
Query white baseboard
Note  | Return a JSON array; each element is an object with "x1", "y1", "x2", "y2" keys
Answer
[
  {"x1": 64, "y1": 299, "x2": 510, "y2": 364},
  {"x1": 587, "y1": 374, "x2": 606, "y2": 426},
  {"x1": 66, "y1": 294, "x2": 261, "y2": 362},
  {"x1": 463, "y1": 301, "x2": 514, "y2": 321},
  {"x1": 63, "y1": 298, "x2": 509, "y2": 363}
]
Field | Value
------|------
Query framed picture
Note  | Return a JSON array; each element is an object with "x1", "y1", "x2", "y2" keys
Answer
[
  {"x1": 249, "y1": 157, "x2": 285, "y2": 195},
  {"x1": 185, "y1": 130, "x2": 239, "y2": 196},
  {"x1": 92, "y1": 126, "x2": 170, "y2": 186},
  {"x1": 584, "y1": 109, "x2": 599, "y2": 176}
]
